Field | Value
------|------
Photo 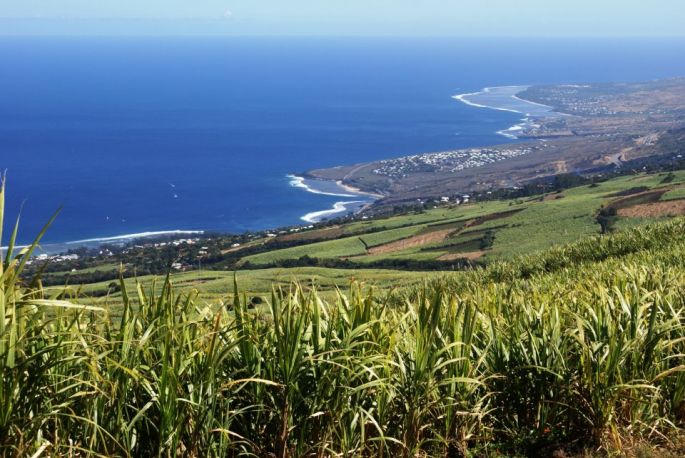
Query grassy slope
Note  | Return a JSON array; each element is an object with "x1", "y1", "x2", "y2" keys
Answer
[
  {"x1": 662, "y1": 185, "x2": 685, "y2": 201},
  {"x1": 242, "y1": 171, "x2": 685, "y2": 265},
  {"x1": 8, "y1": 174, "x2": 685, "y2": 456},
  {"x1": 488, "y1": 173, "x2": 677, "y2": 257},
  {"x1": 7, "y1": 217, "x2": 685, "y2": 456},
  {"x1": 60, "y1": 170, "x2": 685, "y2": 303},
  {"x1": 80, "y1": 267, "x2": 443, "y2": 311},
  {"x1": 242, "y1": 201, "x2": 513, "y2": 265}
]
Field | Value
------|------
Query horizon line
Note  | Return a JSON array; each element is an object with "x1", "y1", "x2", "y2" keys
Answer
[{"x1": 2, "y1": 33, "x2": 685, "y2": 39}]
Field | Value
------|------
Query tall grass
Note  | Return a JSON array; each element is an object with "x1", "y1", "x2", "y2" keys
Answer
[{"x1": 2, "y1": 179, "x2": 685, "y2": 456}]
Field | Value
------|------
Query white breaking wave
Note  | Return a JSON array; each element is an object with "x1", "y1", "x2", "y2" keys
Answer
[
  {"x1": 287, "y1": 174, "x2": 358, "y2": 198},
  {"x1": 452, "y1": 89, "x2": 526, "y2": 114},
  {"x1": 496, "y1": 124, "x2": 524, "y2": 139},
  {"x1": 453, "y1": 85, "x2": 556, "y2": 115},
  {"x1": 66, "y1": 230, "x2": 205, "y2": 245},
  {"x1": 0, "y1": 244, "x2": 28, "y2": 251},
  {"x1": 454, "y1": 85, "x2": 559, "y2": 140},
  {"x1": 2, "y1": 230, "x2": 206, "y2": 254},
  {"x1": 301, "y1": 201, "x2": 366, "y2": 223}
]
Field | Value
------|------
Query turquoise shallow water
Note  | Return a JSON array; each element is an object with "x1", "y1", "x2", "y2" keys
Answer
[{"x1": 2, "y1": 37, "x2": 685, "y2": 245}]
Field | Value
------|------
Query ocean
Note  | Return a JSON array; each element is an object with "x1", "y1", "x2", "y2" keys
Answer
[{"x1": 2, "y1": 37, "x2": 685, "y2": 246}]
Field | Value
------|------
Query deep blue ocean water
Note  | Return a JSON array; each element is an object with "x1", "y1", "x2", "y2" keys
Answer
[{"x1": 2, "y1": 37, "x2": 685, "y2": 245}]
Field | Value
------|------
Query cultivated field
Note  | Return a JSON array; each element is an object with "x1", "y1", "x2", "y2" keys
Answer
[{"x1": 5, "y1": 175, "x2": 685, "y2": 455}]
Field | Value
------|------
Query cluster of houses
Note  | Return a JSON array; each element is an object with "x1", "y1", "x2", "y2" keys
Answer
[
  {"x1": 27, "y1": 253, "x2": 81, "y2": 266},
  {"x1": 371, "y1": 146, "x2": 539, "y2": 179},
  {"x1": 439, "y1": 194, "x2": 470, "y2": 204},
  {"x1": 147, "y1": 238, "x2": 201, "y2": 249},
  {"x1": 527, "y1": 87, "x2": 620, "y2": 117},
  {"x1": 413, "y1": 194, "x2": 471, "y2": 209}
]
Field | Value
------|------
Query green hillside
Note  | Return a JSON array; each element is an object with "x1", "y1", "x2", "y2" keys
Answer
[
  {"x1": 4, "y1": 171, "x2": 685, "y2": 455},
  {"x1": 41, "y1": 169, "x2": 685, "y2": 306},
  {"x1": 242, "y1": 172, "x2": 685, "y2": 267}
]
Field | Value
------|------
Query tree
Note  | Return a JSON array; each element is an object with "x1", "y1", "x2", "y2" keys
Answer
[{"x1": 596, "y1": 207, "x2": 618, "y2": 234}]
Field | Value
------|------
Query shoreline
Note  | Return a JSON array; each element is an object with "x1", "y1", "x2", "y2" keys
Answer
[
  {"x1": 65, "y1": 230, "x2": 206, "y2": 245},
  {"x1": 295, "y1": 85, "x2": 556, "y2": 215},
  {"x1": 3, "y1": 230, "x2": 207, "y2": 256},
  {"x1": 452, "y1": 86, "x2": 531, "y2": 115},
  {"x1": 334, "y1": 180, "x2": 385, "y2": 199},
  {"x1": 23, "y1": 85, "x2": 572, "y2": 250},
  {"x1": 453, "y1": 85, "x2": 558, "y2": 140},
  {"x1": 287, "y1": 174, "x2": 359, "y2": 198},
  {"x1": 300, "y1": 200, "x2": 368, "y2": 223},
  {"x1": 288, "y1": 174, "x2": 381, "y2": 223},
  {"x1": 34, "y1": 85, "x2": 553, "y2": 245},
  {"x1": 23, "y1": 177, "x2": 380, "y2": 252}
]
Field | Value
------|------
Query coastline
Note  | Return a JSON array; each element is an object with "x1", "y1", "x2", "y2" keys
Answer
[
  {"x1": 453, "y1": 85, "x2": 558, "y2": 140},
  {"x1": 452, "y1": 86, "x2": 532, "y2": 115},
  {"x1": 65, "y1": 230, "x2": 206, "y2": 245},
  {"x1": 26, "y1": 85, "x2": 567, "y2": 249},
  {"x1": 287, "y1": 174, "x2": 359, "y2": 198},
  {"x1": 24, "y1": 177, "x2": 378, "y2": 252},
  {"x1": 511, "y1": 93, "x2": 557, "y2": 109},
  {"x1": 334, "y1": 180, "x2": 385, "y2": 199},
  {"x1": 288, "y1": 174, "x2": 380, "y2": 223},
  {"x1": 301, "y1": 200, "x2": 368, "y2": 223},
  {"x1": 12, "y1": 230, "x2": 207, "y2": 256},
  {"x1": 295, "y1": 85, "x2": 557, "y2": 217}
]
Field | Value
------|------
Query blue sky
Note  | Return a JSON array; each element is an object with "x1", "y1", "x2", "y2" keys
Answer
[{"x1": 1, "y1": 0, "x2": 684, "y2": 37}]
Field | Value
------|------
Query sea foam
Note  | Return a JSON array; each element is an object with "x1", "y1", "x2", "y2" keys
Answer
[
  {"x1": 453, "y1": 85, "x2": 558, "y2": 139},
  {"x1": 452, "y1": 87, "x2": 527, "y2": 115},
  {"x1": 288, "y1": 174, "x2": 376, "y2": 223},
  {"x1": 301, "y1": 201, "x2": 367, "y2": 223},
  {"x1": 66, "y1": 230, "x2": 205, "y2": 245},
  {"x1": 287, "y1": 174, "x2": 358, "y2": 198}
]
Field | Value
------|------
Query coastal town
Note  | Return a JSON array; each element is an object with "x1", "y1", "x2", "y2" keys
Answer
[
  {"x1": 520, "y1": 79, "x2": 685, "y2": 118},
  {"x1": 306, "y1": 78, "x2": 685, "y2": 206},
  {"x1": 371, "y1": 144, "x2": 544, "y2": 179}
]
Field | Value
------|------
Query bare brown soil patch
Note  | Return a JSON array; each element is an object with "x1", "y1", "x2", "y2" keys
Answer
[
  {"x1": 608, "y1": 189, "x2": 667, "y2": 210},
  {"x1": 543, "y1": 193, "x2": 565, "y2": 201},
  {"x1": 635, "y1": 132, "x2": 660, "y2": 146},
  {"x1": 593, "y1": 152, "x2": 623, "y2": 166},
  {"x1": 351, "y1": 209, "x2": 520, "y2": 257},
  {"x1": 367, "y1": 229, "x2": 454, "y2": 255},
  {"x1": 617, "y1": 199, "x2": 685, "y2": 218},
  {"x1": 438, "y1": 251, "x2": 485, "y2": 261},
  {"x1": 551, "y1": 160, "x2": 569, "y2": 174},
  {"x1": 277, "y1": 225, "x2": 344, "y2": 243}
]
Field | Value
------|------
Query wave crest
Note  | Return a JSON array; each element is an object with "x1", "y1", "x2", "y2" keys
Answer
[
  {"x1": 287, "y1": 175, "x2": 358, "y2": 198},
  {"x1": 301, "y1": 201, "x2": 367, "y2": 223},
  {"x1": 66, "y1": 230, "x2": 205, "y2": 245}
]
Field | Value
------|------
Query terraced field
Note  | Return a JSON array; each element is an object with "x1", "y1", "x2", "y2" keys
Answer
[
  {"x1": 236, "y1": 171, "x2": 685, "y2": 266},
  {"x1": 49, "y1": 170, "x2": 685, "y2": 302}
]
